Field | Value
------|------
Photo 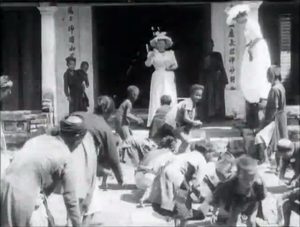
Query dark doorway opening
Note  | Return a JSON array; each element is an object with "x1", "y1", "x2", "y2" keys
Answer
[
  {"x1": 93, "y1": 4, "x2": 211, "y2": 108},
  {"x1": 259, "y1": 2, "x2": 300, "y2": 104},
  {"x1": 0, "y1": 7, "x2": 42, "y2": 111}
]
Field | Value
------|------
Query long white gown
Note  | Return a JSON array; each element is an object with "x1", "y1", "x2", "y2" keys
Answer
[
  {"x1": 146, "y1": 49, "x2": 178, "y2": 127},
  {"x1": 240, "y1": 19, "x2": 271, "y2": 103}
]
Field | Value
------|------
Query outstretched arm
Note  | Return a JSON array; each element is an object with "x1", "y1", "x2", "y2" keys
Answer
[
  {"x1": 125, "y1": 101, "x2": 141, "y2": 123},
  {"x1": 104, "y1": 131, "x2": 124, "y2": 185},
  {"x1": 62, "y1": 162, "x2": 81, "y2": 227},
  {"x1": 279, "y1": 159, "x2": 289, "y2": 180}
]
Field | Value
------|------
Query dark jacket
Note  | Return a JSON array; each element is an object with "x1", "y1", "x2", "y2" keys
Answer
[{"x1": 71, "y1": 112, "x2": 123, "y2": 185}]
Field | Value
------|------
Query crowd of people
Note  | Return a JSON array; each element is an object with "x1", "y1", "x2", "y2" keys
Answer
[
  {"x1": 0, "y1": 3, "x2": 299, "y2": 227},
  {"x1": 0, "y1": 58, "x2": 299, "y2": 227}
]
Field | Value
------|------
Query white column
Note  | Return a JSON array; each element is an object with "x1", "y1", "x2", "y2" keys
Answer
[
  {"x1": 211, "y1": 2, "x2": 246, "y2": 119},
  {"x1": 38, "y1": 5, "x2": 58, "y2": 124},
  {"x1": 78, "y1": 6, "x2": 94, "y2": 113}
]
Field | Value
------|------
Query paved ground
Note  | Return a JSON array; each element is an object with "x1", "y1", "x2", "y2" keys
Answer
[
  {"x1": 48, "y1": 160, "x2": 300, "y2": 227},
  {"x1": 47, "y1": 127, "x2": 300, "y2": 227}
]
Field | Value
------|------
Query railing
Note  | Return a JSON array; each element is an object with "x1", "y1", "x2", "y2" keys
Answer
[{"x1": 0, "y1": 111, "x2": 52, "y2": 149}]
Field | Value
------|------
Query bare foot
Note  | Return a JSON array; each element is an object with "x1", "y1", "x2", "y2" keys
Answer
[
  {"x1": 100, "y1": 185, "x2": 108, "y2": 191},
  {"x1": 137, "y1": 201, "x2": 145, "y2": 208}
]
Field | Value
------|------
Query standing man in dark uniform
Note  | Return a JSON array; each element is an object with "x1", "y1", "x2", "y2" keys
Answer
[{"x1": 198, "y1": 39, "x2": 228, "y2": 122}]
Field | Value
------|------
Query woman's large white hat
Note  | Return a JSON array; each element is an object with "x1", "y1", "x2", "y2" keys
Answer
[
  {"x1": 225, "y1": 4, "x2": 250, "y2": 26},
  {"x1": 150, "y1": 31, "x2": 173, "y2": 49}
]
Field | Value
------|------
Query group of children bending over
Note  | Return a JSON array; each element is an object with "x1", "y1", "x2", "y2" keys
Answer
[
  {"x1": 109, "y1": 83, "x2": 300, "y2": 227},
  {"x1": 114, "y1": 83, "x2": 204, "y2": 159},
  {"x1": 113, "y1": 132, "x2": 299, "y2": 227}
]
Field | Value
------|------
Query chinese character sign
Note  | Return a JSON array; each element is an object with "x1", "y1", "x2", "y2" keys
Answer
[
  {"x1": 227, "y1": 23, "x2": 237, "y2": 86},
  {"x1": 67, "y1": 6, "x2": 76, "y2": 57}
]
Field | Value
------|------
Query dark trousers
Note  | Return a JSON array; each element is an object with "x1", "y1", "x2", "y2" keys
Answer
[{"x1": 246, "y1": 102, "x2": 259, "y2": 129}]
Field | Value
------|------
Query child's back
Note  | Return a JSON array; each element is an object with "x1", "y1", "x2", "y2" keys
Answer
[
  {"x1": 149, "y1": 95, "x2": 173, "y2": 140},
  {"x1": 114, "y1": 85, "x2": 142, "y2": 143},
  {"x1": 115, "y1": 99, "x2": 132, "y2": 126}
]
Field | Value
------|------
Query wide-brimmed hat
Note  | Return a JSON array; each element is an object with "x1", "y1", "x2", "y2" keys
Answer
[
  {"x1": 225, "y1": 4, "x2": 250, "y2": 26},
  {"x1": 150, "y1": 31, "x2": 173, "y2": 49},
  {"x1": 0, "y1": 75, "x2": 13, "y2": 89}
]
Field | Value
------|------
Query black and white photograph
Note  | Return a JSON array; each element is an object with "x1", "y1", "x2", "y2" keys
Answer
[{"x1": 0, "y1": 0, "x2": 299, "y2": 226}]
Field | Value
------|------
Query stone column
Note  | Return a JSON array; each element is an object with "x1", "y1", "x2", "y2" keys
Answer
[
  {"x1": 211, "y1": 2, "x2": 247, "y2": 119},
  {"x1": 38, "y1": 4, "x2": 58, "y2": 124}
]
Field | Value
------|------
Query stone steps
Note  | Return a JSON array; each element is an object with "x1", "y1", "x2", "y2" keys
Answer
[
  {"x1": 2, "y1": 108, "x2": 299, "y2": 152},
  {"x1": 113, "y1": 128, "x2": 246, "y2": 156}
]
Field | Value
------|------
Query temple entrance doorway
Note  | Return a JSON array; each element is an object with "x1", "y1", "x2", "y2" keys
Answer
[
  {"x1": 0, "y1": 7, "x2": 42, "y2": 111},
  {"x1": 93, "y1": 4, "x2": 211, "y2": 108}
]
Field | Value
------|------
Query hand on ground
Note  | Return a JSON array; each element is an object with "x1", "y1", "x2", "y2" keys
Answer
[
  {"x1": 193, "y1": 120, "x2": 202, "y2": 127},
  {"x1": 137, "y1": 118, "x2": 144, "y2": 125}
]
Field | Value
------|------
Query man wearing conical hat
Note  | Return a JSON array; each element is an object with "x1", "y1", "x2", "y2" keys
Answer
[{"x1": 225, "y1": 3, "x2": 271, "y2": 129}]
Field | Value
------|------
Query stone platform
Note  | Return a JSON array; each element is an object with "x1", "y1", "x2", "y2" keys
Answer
[
  {"x1": 47, "y1": 160, "x2": 300, "y2": 227},
  {"x1": 1, "y1": 107, "x2": 299, "y2": 153}
]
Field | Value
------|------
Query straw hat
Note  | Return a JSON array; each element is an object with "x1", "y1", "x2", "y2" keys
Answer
[
  {"x1": 225, "y1": 4, "x2": 250, "y2": 26},
  {"x1": 150, "y1": 31, "x2": 173, "y2": 49}
]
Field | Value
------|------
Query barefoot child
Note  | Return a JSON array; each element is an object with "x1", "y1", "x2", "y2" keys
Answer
[
  {"x1": 135, "y1": 135, "x2": 177, "y2": 208},
  {"x1": 277, "y1": 139, "x2": 300, "y2": 186},
  {"x1": 149, "y1": 95, "x2": 173, "y2": 142},
  {"x1": 148, "y1": 140, "x2": 214, "y2": 227},
  {"x1": 277, "y1": 186, "x2": 300, "y2": 227},
  {"x1": 165, "y1": 84, "x2": 204, "y2": 154},
  {"x1": 76, "y1": 61, "x2": 90, "y2": 111},
  {"x1": 199, "y1": 151, "x2": 236, "y2": 201},
  {"x1": 206, "y1": 155, "x2": 267, "y2": 227},
  {"x1": 115, "y1": 85, "x2": 144, "y2": 162}
]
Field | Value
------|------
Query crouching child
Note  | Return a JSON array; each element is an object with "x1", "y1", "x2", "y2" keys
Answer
[
  {"x1": 202, "y1": 155, "x2": 267, "y2": 227},
  {"x1": 148, "y1": 140, "x2": 215, "y2": 227},
  {"x1": 135, "y1": 135, "x2": 177, "y2": 208},
  {"x1": 164, "y1": 84, "x2": 204, "y2": 154}
]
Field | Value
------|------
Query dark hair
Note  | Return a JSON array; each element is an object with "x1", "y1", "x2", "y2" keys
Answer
[
  {"x1": 236, "y1": 155, "x2": 257, "y2": 172},
  {"x1": 94, "y1": 96, "x2": 115, "y2": 116},
  {"x1": 191, "y1": 139, "x2": 216, "y2": 155},
  {"x1": 217, "y1": 151, "x2": 235, "y2": 164},
  {"x1": 160, "y1": 135, "x2": 176, "y2": 150},
  {"x1": 65, "y1": 56, "x2": 76, "y2": 65},
  {"x1": 189, "y1": 84, "x2": 204, "y2": 95},
  {"x1": 267, "y1": 65, "x2": 282, "y2": 81},
  {"x1": 160, "y1": 95, "x2": 172, "y2": 105},
  {"x1": 127, "y1": 85, "x2": 139, "y2": 96},
  {"x1": 80, "y1": 61, "x2": 89, "y2": 68}
]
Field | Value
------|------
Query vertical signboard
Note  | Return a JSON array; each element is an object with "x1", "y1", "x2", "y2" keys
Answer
[{"x1": 280, "y1": 14, "x2": 291, "y2": 82}]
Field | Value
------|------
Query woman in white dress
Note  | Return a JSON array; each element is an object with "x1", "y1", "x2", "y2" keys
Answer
[
  {"x1": 225, "y1": 3, "x2": 271, "y2": 129},
  {"x1": 145, "y1": 32, "x2": 178, "y2": 127}
]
